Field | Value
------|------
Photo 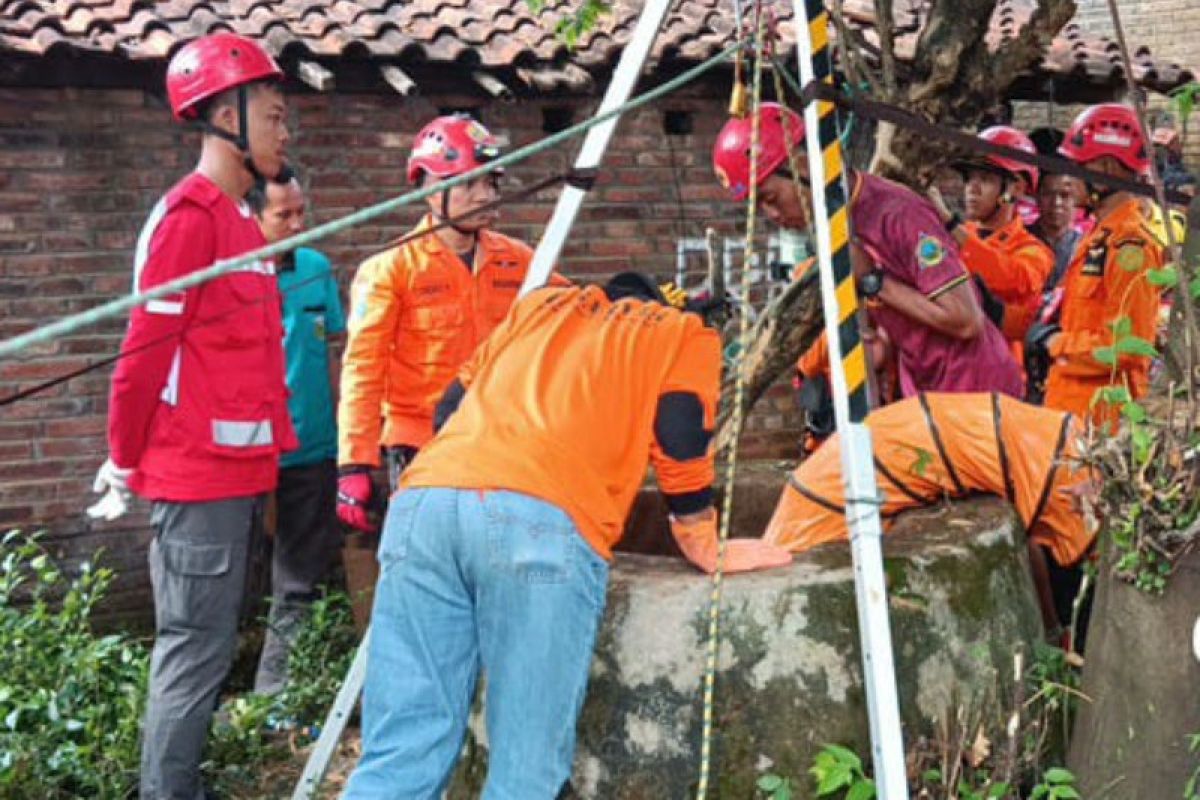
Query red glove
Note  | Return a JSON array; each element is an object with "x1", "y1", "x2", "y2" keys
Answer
[
  {"x1": 670, "y1": 510, "x2": 793, "y2": 575},
  {"x1": 337, "y1": 469, "x2": 378, "y2": 534}
]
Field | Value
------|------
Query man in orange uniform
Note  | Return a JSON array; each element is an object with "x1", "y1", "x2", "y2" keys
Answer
[
  {"x1": 930, "y1": 126, "x2": 1055, "y2": 357},
  {"x1": 341, "y1": 273, "x2": 792, "y2": 798},
  {"x1": 337, "y1": 114, "x2": 542, "y2": 532},
  {"x1": 763, "y1": 392, "x2": 1095, "y2": 643},
  {"x1": 1031, "y1": 104, "x2": 1165, "y2": 425}
]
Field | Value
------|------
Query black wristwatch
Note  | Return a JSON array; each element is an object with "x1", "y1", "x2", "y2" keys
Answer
[
  {"x1": 944, "y1": 211, "x2": 964, "y2": 233},
  {"x1": 858, "y1": 269, "x2": 885, "y2": 299}
]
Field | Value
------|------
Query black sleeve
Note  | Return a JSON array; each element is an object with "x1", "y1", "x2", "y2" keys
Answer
[
  {"x1": 654, "y1": 391, "x2": 714, "y2": 515},
  {"x1": 434, "y1": 378, "x2": 467, "y2": 433}
]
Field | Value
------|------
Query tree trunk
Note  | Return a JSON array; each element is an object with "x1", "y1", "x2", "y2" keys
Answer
[{"x1": 1067, "y1": 546, "x2": 1200, "y2": 798}]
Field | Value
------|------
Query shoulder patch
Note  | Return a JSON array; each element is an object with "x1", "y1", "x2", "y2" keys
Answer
[
  {"x1": 1116, "y1": 243, "x2": 1147, "y2": 273},
  {"x1": 916, "y1": 234, "x2": 946, "y2": 269}
]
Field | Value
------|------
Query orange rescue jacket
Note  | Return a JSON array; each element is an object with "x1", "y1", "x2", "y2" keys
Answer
[
  {"x1": 1044, "y1": 198, "x2": 1164, "y2": 424},
  {"x1": 338, "y1": 216, "x2": 536, "y2": 465},
  {"x1": 402, "y1": 285, "x2": 721, "y2": 559},
  {"x1": 763, "y1": 392, "x2": 1093, "y2": 568},
  {"x1": 959, "y1": 217, "x2": 1055, "y2": 350}
]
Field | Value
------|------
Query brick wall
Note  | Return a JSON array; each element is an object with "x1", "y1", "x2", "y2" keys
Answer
[
  {"x1": 1015, "y1": 1, "x2": 1200, "y2": 169},
  {"x1": 0, "y1": 85, "x2": 803, "y2": 624}
]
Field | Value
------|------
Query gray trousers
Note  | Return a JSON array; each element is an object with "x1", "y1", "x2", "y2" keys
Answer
[
  {"x1": 141, "y1": 495, "x2": 265, "y2": 800},
  {"x1": 253, "y1": 459, "x2": 341, "y2": 695}
]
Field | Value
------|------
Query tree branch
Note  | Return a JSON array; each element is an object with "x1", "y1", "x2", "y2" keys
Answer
[{"x1": 874, "y1": 0, "x2": 900, "y2": 101}]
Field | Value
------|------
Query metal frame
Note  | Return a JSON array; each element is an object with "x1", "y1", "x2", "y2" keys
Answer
[{"x1": 792, "y1": 2, "x2": 909, "y2": 797}]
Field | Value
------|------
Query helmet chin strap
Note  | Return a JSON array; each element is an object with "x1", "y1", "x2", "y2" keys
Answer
[
  {"x1": 195, "y1": 86, "x2": 287, "y2": 185},
  {"x1": 437, "y1": 183, "x2": 483, "y2": 239}
]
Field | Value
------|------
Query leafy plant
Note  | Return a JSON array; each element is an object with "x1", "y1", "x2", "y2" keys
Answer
[
  {"x1": 809, "y1": 744, "x2": 876, "y2": 799},
  {"x1": 757, "y1": 772, "x2": 795, "y2": 800},
  {"x1": 0, "y1": 531, "x2": 149, "y2": 799},
  {"x1": 1185, "y1": 732, "x2": 1200, "y2": 800},
  {"x1": 270, "y1": 588, "x2": 358, "y2": 731},
  {"x1": 1029, "y1": 766, "x2": 1080, "y2": 799},
  {"x1": 525, "y1": 0, "x2": 613, "y2": 47}
]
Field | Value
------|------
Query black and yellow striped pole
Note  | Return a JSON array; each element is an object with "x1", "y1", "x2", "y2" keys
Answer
[{"x1": 792, "y1": 2, "x2": 909, "y2": 796}]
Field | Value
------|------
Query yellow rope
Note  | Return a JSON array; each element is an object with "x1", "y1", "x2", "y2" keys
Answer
[{"x1": 694, "y1": 7, "x2": 766, "y2": 798}]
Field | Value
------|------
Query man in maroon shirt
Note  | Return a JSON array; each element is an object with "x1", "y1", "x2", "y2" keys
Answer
[
  {"x1": 86, "y1": 33, "x2": 295, "y2": 799},
  {"x1": 712, "y1": 104, "x2": 1023, "y2": 398}
]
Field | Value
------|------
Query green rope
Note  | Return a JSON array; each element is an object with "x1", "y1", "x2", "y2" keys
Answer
[
  {"x1": 694, "y1": 11, "x2": 767, "y2": 799},
  {"x1": 0, "y1": 41, "x2": 744, "y2": 361}
]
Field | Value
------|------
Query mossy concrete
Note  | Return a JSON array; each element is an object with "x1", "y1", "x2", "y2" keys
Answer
[{"x1": 449, "y1": 491, "x2": 1043, "y2": 798}]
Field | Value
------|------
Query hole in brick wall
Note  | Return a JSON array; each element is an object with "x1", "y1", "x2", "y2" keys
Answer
[
  {"x1": 438, "y1": 106, "x2": 482, "y2": 122},
  {"x1": 663, "y1": 109, "x2": 693, "y2": 136},
  {"x1": 542, "y1": 106, "x2": 574, "y2": 134}
]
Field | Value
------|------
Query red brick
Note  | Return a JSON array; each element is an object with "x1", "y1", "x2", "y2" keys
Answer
[{"x1": 43, "y1": 417, "x2": 107, "y2": 438}]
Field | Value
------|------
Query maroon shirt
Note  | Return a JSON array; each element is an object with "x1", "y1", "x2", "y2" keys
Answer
[{"x1": 850, "y1": 173, "x2": 1023, "y2": 398}]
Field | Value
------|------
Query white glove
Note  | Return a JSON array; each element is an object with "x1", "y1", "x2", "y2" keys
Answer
[{"x1": 86, "y1": 458, "x2": 134, "y2": 522}]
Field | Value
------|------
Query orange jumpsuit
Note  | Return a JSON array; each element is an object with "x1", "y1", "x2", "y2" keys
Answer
[
  {"x1": 763, "y1": 392, "x2": 1093, "y2": 568},
  {"x1": 1044, "y1": 198, "x2": 1164, "y2": 425},
  {"x1": 338, "y1": 216, "x2": 538, "y2": 466},
  {"x1": 959, "y1": 217, "x2": 1055, "y2": 355},
  {"x1": 403, "y1": 285, "x2": 721, "y2": 558}
]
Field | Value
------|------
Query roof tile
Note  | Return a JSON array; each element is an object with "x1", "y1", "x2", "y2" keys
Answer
[{"x1": 0, "y1": 0, "x2": 1191, "y2": 95}]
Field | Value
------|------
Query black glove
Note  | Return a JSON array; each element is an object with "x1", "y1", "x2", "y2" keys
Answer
[
  {"x1": 1024, "y1": 322, "x2": 1060, "y2": 404},
  {"x1": 795, "y1": 372, "x2": 836, "y2": 444},
  {"x1": 972, "y1": 275, "x2": 1006, "y2": 328}
]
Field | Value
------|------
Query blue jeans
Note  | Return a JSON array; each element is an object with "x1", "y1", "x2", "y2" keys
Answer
[{"x1": 342, "y1": 488, "x2": 610, "y2": 800}]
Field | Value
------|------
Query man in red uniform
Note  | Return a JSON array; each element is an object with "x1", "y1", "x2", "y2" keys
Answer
[
  {"x1": 930, "y1": 126, "x2": 1054, "y2": 359},
  {"x1": 86, "y1": 34, "x2": 295, "y2": 799},
  {"x1": 1030, "y1": 104, "x2": 1165, "y2": 425},
  {"x1": 713, "y1": 104, "x2": 1023, "y2": 399},
  {"x1": 336, "y1": 115, "x2": 551, "y2": 533}
]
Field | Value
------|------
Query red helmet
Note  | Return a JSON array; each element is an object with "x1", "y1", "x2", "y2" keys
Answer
[
  {"x1": 712, "y1": 103, "x2": 805, "y2": 201},
  {"x1": 166, "y1": 33, "x2": 282, "y2": 121},
  {"x1": 967, "y1": 126, "x2": 1039, "y2": 192},
  {"x1": 1059, "y1": 103, "x2": 1150, "y2": 175},
  {"x1": 407, "y1": 115, "x2": 503, "y2": 184}
]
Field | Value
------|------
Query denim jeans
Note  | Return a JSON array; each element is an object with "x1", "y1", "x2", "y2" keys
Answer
[{"x1": 342, "y1": 488, "x2": 610, "y2": 799}]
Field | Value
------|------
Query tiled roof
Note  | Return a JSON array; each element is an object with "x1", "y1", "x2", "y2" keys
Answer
[{"x1": 0, "y1": 0, "x2": 1192, "y2": 95}]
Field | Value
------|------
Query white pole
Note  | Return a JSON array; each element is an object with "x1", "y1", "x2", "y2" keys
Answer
[
  {"x1": 791, "y1": 3, "x2": 909, "y2": 797},
  {"x1": 519, "y1": 0, "x2": 677, "y2": 296}
]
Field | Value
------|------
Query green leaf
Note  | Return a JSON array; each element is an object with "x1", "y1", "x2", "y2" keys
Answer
[
  {"x1": 1096, "y1": 385, "x2": 1132, "y2": 405},
  {"x1": 1109, "y1": 316, "x2": 1133, "y2": 337},
  {"x1": 1190, "y1": 275, "x2": 1200, "y2": 300},
  {"x1": 816, "y1": 764, "x2": 853, "y2": 795},
  {"x1": 987, "y1": 783, "x2": 1011, "y2": 798},
  {"x1": 1043, "y1": 767, "x2": 1075, "y2": 785},
  {"x1": 1147, "y1": 266, "x2": 1179, "y2": 287},
  {"x1": 1050, "y1": 787, "x2": 1081, "y2": 800},
  {"x1": 1115, "y1": 335, "x2": 1158, "y2": 358},
  {"x1": 1122, "y1": 401, "x2": 1147, "y2": 423},
  {"x1": 922, "y1": 768, "x2": 943, "y2": 783},
  {"x1": 1031, "y1": 786, "x2": 1049, "y2": 800},
  {"x1": 822, "y1": 743, "x2": 865, "y2": 772},
  {"x1": 1094, "y1": 346, "x2": 1118, "y2": 366},
  {"x1": 846, "y1": 780, "x2": 877, "y2": 800},
  {"x1": 758, "y1": 775, "x2": 783, "y2": 791}
]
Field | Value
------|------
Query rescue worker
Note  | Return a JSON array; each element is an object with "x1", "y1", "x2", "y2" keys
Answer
[
  {"x1": 713, "y1": 104, "x2": 1024, "y2": 399},
  {"x1": 1029, "y1": 104, "x2": 1166, "y2": 425},
  {"x1": 929, "y1": 126, "x2": 1055, "y2": 358},
  {"x1": 1025, "y1": 131, "x2": 1083, "y2": 404},
  {"x1": 247, "y1": 170, "x2": 346, "y2": 697},
  {"x1": 85, "y1": 33, "x2": 295, "y2": 798},
  {"x1": 341, "y1": 273, "x2": 792, "y2": 797},
  {"x1": 336, "y1": 114, "x2": 548, "y2": 533},
  {"x1": 763, "y1": 392, "x2": 1095, "y2": 645}
]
